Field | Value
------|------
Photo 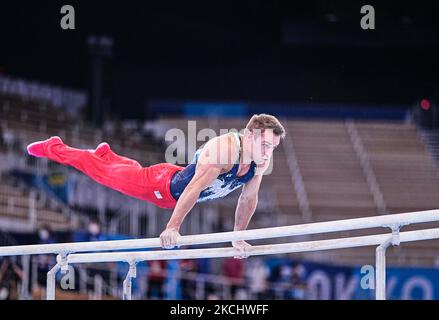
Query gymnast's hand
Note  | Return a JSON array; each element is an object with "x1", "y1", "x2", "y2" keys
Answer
[
  {"x1": 232, "y1": 240, "x2": 252, "y2": 259},
  {"x1": 160, "y1": 227, "x2": 181, "y2": 249}
]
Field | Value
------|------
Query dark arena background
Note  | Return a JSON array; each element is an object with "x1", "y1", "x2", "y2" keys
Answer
[{"x1": 0, "y1": 0, "x2": 439, "y2": 302}]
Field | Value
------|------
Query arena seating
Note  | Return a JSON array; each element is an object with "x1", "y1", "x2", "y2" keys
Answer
[{"x1": 2, "y1": 93, "x2": 439, "y2": 267}]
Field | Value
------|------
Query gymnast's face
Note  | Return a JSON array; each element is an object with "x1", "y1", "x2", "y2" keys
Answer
[{"x1": 246, "y1": 129, "x2": 280, "y2": 165}]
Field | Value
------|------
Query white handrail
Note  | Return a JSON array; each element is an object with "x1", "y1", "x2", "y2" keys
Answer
[{"x1": 0, "y1": 208, "x2": 439, "y2": 257}]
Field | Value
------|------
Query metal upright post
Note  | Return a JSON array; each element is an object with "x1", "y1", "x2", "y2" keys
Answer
[
  {"x1": 122, "y1": 262, "x2": 137, "y2": 300},
  {"x1": 376, "y1": 226, "x2": 401, "y2": 300},
  {"x1": 47, "y1": 253, "x2": 70, "y2": 300},
  {"x1": 46, "y1": 264, "x2": 61, "y2": 300},
  {"x1": 375, "y1": 237, "x2": 391, "y2": 300},
  {"x1": 20, "y1": 255, "x2": 30, "y2": 299}
]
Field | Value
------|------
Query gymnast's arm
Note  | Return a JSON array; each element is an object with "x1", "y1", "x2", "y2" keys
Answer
[
  {"x1": 234, "y1": 173, "x2": 263, "y2": 232},
  {"x1": 159, "y1": 136, "x2": 231, "y2": 248},
  {"x1": 232, "y1": 159, "x2": 269, "y2": 258},
  {"x1": 231, "y1": 173, "x2": 263, "y2": 258}
]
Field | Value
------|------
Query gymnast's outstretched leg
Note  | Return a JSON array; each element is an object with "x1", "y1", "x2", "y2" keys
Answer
[
  {"x1": 93, "y1": 142, "x2": 142, "y2": 167},
  {"x1": 27, "y1": 136, "x2": 154, "y2": 200}
]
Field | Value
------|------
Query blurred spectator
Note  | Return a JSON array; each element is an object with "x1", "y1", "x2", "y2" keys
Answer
[
  {"x1": 269, "y1": 263, "x2": 292, "y2": 299},
  {"x1": 221, "y1": 257, "x2": 245, "y2": 299},
  {"x1": 38, "y1": 225, "x2": 56, "y2": 244},
  {"x1": 180, "y1": 259, "x2": 197, "y2": 300},
  {"x1": 147, "y1": 260, "x2": 167, "y2": 299},
  {"x1": 84, "y1": 220, "x2": 106, "y2": 242},
  {"x1": 196, "y1": 257, "x2": 211, "y2": 274},
  {"x1": 234, "y1": 288, "x2": 249, "y2": 300},
  {"x1": 267, "y1": 263, "x2": 283, "y2": 299},
  {"x1": 187, "y1": 246, "x2": 215, "y2": 299},
  {"x1": 247, "y1": 258, "x2": 269, "y2": 299},
  {"x1": 36, "y1": 225, "x2": 57, "y2": 288},
  {"x1": 0, "y1": 126, "x2": 4, "y2": 149},
  {"x1": 2, "y1": 129, "x2": 20, "y2": 152},
  {"x1": 207, "y1": 292, "x2": 220, "y2": 300},
  {"x1": 103, "y1": 120, "x2": 116, "y2": 136},
  {"x1": 271, "y1": 262, "x2": 307, "y2": 300},
  {"x1": 0, "y1": 257, "x2": 23, "y2": 300},
  {"x1": 287, "y1": 263, "x2": 307, "y2": 300},
  {"x1": 82, "y1": 220, "x2": 110, "y2": 294}
]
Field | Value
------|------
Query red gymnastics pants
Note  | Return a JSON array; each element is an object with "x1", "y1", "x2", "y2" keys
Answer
[{"x1": 27, "y1": 137, "x2": 183, "y2": 209}]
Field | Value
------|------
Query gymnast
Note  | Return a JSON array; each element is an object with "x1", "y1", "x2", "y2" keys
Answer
[{"x1": 27, "y1": 114, "x2": 285, "y2": 258}]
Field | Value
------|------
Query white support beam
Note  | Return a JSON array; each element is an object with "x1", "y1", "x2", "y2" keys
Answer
[
  {"x1": 376, "y1": 237, "x2": 393, "y2": 300},
  {"x1": 122, "y1": 263, "x2": 136, "y2": 300},
  {"x1": 46, "y1": 264, "x2": 61, "y2": 300}
]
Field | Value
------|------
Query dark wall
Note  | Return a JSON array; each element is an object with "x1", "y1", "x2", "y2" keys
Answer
[{"x1": 0, "y1": 1, "x2": 438, "y2": 118}]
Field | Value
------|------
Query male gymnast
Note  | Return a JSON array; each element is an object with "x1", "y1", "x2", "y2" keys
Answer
[{"x1": 27, "y1": 114, "x2": 286, "y2": 258}]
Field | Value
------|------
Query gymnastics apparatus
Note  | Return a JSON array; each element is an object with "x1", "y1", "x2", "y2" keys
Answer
[{"x1": 0, "y1": 209, "x2": 439, "y2": 300}]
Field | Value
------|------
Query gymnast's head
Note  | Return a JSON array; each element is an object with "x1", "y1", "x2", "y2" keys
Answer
[{"x1": 243, "y1": 114, "x2": 285, "y2": 165}]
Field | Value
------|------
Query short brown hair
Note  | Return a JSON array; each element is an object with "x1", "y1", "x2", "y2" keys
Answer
[{"x1": 245, "y1": 114, "x2": 286, "y2": 139}]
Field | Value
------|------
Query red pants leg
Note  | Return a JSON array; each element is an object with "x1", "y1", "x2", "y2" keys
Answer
[
  {"x1": 94, "y1": 143, "x2": 142, "y2": 167},
  {"x1": 33, "y1": 138, "x2": 183, "y2": 209}
]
